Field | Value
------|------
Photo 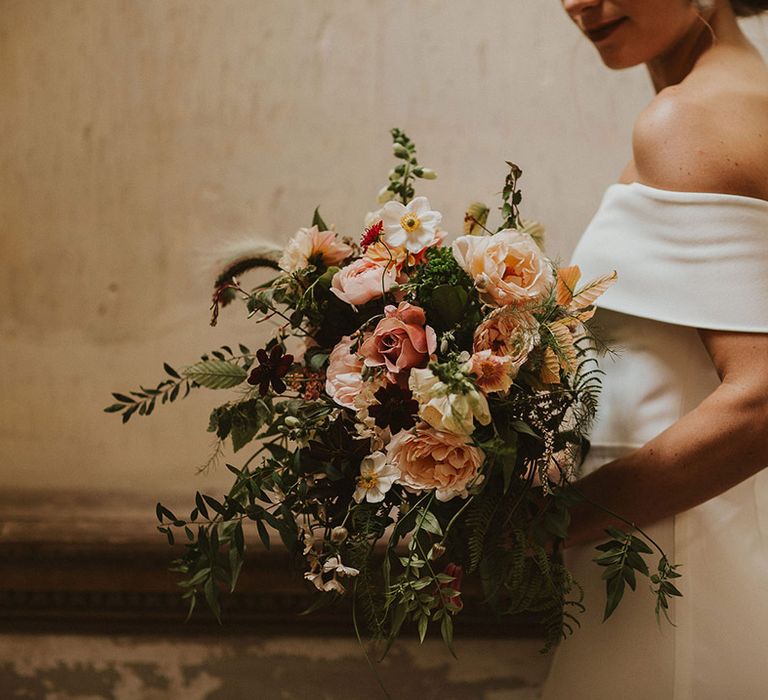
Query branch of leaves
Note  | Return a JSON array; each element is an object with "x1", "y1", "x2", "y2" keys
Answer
[
  {"x1": 382, "y1": 127, "x2": 437, "y2": 205},
  {"x1": 105, "y1": 345, "x2": 257, "y2": 423},
  {"x1": 156, "y1": 469, "x2": 298, "y2": 621},
  {"x1": 498, "y1": 161, "x2": 523, "y2": 231},
  {"x1": 594, "y1": 526, "x2": 661, "y2": 621}
]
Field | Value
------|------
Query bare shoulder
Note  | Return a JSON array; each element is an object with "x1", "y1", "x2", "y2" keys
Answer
[{"x1": 632, "y1": 71, "x2": 768, "y2": 199}]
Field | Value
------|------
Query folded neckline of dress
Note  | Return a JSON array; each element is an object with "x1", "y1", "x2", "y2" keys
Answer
[{"x1": 608, "y1": 181, "x2": 768, "y2": 208}]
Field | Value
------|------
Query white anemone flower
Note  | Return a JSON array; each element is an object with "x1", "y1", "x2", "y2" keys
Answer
[
  {"x1": 353, "y1": 452, "x2": 401, "y2": 503},
  {"x1": 381, "y1": 196, "x2": 442, "y2": 253},
  {"x1": 322, "y1": 556, "x2": 360, "y2": 577}
]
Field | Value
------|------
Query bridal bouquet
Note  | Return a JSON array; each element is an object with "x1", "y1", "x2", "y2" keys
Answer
[{"x1": 107, "y1": 129, "x2": 680, "y2": 652}]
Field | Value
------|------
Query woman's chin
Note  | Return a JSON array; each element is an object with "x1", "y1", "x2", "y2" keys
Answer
[{"x1": 596, "y1": 47, "x2": 644, "y2": 71}]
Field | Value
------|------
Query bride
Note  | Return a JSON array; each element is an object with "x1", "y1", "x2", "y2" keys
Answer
[{"x1": 542, "y1": 1, "x2": 768, "y2": 698}]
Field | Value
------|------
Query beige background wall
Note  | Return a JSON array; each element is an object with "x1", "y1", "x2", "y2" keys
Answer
[{"x1": 1, "y1": 1, "x2": 766, "y2": 501}]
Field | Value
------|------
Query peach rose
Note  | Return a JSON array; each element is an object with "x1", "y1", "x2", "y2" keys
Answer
[
  {"x1": 451, "y1": 229, "x2": 554, "y2": 307},
  {"x1": 465, "y1": 350, "x2": 515, "y2": 394},
  {"x1": 473, "y1": 307, "x2": 539, "y2": 375},
  {"x1": 330, "y1": 258, "x2": 398, "y2": 307},
  {"x1": 359, "y1": 302, "x2": 437, "y2": 375},
  {"x1": 325, "y1": 335, "x2": 363, "y2": 409},
  {"x1": 279, "y1": 225, "x2": 353, "y2": 273},
  {"x1": 387, "y1": 423, "x2": 485, "y2": 502}
]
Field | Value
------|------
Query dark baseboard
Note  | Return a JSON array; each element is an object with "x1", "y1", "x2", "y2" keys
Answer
[{"x1": 0, "y1": 489, "x2": 542, "y2": 638}]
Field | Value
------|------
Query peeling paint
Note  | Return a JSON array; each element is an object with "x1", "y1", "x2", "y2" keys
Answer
[{"x1": 0, "y1": 634, "x2": 549, "y2": 699}]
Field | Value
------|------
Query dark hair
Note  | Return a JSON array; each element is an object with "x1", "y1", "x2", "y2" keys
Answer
[{"x1": 731, "y1": 0, "x2": 768, "y2": 16}]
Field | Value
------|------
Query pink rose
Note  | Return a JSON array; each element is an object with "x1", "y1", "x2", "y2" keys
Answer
[
  {"x1": 325, "y1": 335, "x2": 364, "y2": 409},
  {"x1": 387, "y1": 423, "x2": 485, "y2": 502},
  {"x1": 330, "y1": 258, "x2": 398, "y2": 307},
  {"x1": 451, "y1": 229, "x2": 554, "y2": 307},
  {"x1": 359, "y1": 302, "x2": 437, "y2": 375}
]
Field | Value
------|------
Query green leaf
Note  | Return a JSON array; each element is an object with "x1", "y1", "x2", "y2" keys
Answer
[
  {"x1": 112, "y1": 393, "x2": 135, "y2": 404},
  {"x1": 182, "y1": 360, "x2": 247, "y2": 390},
  {"x1": 500, "y1": 435, "x2": 519, "y2": 494},
  {"x1": 156, "y1": 503, "x2": 177, "y2": 523},
  {"x1": 163, "y1": 362, "x2": 181, "y2": 379},
  {"x1": 233, "y1": 521, "x2": 245, "y2": 556},
  {"x1": 440, "y1": 614, "x2": 457, "y2": 658},
  {"x1": 430, "y1": 285, "x2": 468, "y2": 330},
  {"x1": 630, "y1": 535, "x2": 653, "y2": 554},
  {"x1": 312, "y1": 207, "x2": 328, "y2": 231},
  {"x1": 229, "y1": 548, "x2": 243, "y2": 593},
  {"x1": 103, "y1": 404, "x2": 124, "y2": 413},
  {"x1": 256, "y1": 519, "x2": 271, "y2": 550},
  {"x1": 417, "y1": 614, "x2": 428, "y2": 644},
  {"x1": 604, "y1": 573, "x2": 625, "y2": 620},
  {"x1": 204, "y1": 576, "x2": 222, "y2": 623},
  {"x1": 415, "y1": 508, "x2": 442, "y2": 536},
  {"x1": 512, "y1": 421, "x2": 541, "y2": 440}
]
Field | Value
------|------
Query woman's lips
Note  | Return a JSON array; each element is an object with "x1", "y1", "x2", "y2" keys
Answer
[{"x1": 584, "y1": 17, "x2": 628, "y2": 43}]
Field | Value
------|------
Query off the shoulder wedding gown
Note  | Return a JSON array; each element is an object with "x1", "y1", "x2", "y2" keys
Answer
[{"x1": 541, "y1": 182, "x2": 768, "y2": 700}]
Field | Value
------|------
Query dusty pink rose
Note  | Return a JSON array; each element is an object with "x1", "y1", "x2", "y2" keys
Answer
[
  {"x1": 359, "y1": 302, "x2": 437, "y2": 375},
  {"x1": 473, "y1": 307, "x2": 539, "y2": 374},
  {"x1": 466, "y1": 350, "x2": 515, "y2": 394},
  {"x1": 387, "y1": 423, "x2": 485, "y2": 502},
  {"x1": 279, "y1": 225, "x2": 353, "y2": 273},
  {"x1": 325, "y1": 335, "x2": 364, "y2": 409},
  {"x1": 330, "y1": 258, "x2": 398, "y2": 307},
  {"x1": 451, "y1": 229, "x2": 554, "y2": 307}
]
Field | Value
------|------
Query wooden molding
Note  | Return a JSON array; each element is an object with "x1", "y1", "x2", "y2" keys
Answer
[{"x1": 0, "y1": 489, "x2": 541, "y2": 637}]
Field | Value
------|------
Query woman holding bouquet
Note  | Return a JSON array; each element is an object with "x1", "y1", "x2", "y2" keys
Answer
[{"x1": 543, "y1": 1, "x2": 768, "y2": 698}]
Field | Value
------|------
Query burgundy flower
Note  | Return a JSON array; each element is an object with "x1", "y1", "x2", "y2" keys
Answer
[
  {"x1": 367, "y1": 381, "x2": 419, "y2": 433},
  {"x1": 441, "y1": 562, "x2": 464, "y2": 612},
  {"x1": 360, "y1": 220, "x2": 383, "y2": 251},
  {"x1": 247, "y1": 346, "x2": 294, "y2": 396}
]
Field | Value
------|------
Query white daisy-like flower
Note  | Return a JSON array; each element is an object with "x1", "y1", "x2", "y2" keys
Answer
[
  {"x1": 381, "y1": 196, "x2": 442, "y2": 254},
  {"x1": 322, "y1": 556, "x2": 360, "y2": 577},
  {"x1": 353, "y1": 452, "x2": 400, "y2": 503}
]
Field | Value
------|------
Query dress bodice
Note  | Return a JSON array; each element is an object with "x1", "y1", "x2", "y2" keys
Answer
[
  {"x1": 569, "y1": 182, "x2": 768, "y2": 463},
  {"x1": 542, "y1": 182, "x2": 768, "y2": 700}
]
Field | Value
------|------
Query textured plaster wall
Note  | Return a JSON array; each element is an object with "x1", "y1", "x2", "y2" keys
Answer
[{"x1": 0, "y1": 0, "x2": 661, "y2": 497}]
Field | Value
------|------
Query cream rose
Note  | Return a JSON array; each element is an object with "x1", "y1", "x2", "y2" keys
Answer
[
  {"x1": 387, "y1": 423, "x2": 485, "y2": 502},
  {"x1": 408, "y1": 367, "x2": 491, "y2": 436},
  {"x1": 451, "y1": 229, "x2": 554, "y2": 307}
]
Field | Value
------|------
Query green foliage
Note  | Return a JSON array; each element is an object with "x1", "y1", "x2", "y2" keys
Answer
[
  {"x1": 593, "y1": 527, "x2": 656, "y2": 621},
  {"x1": 498, "y1": 161, "x2": 523, "y2": 231},
  {"x1": 183, "y1": 359, "x2": 247, "y2": 390},
  {"x1": 381, "y1": 128, "x2": 437, "y2": 205}
]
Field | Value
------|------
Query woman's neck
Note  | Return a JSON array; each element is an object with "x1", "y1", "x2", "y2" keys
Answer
[{"x1": 646, "y1": 6, "x2": 747, "y2": 92}]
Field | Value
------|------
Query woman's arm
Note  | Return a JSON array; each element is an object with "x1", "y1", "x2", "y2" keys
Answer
[{"x1": 567, "y1": 330, "x2": 768, "y2": 547}]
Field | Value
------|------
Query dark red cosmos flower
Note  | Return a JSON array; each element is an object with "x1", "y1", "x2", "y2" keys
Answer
[
  {"x1": 367, "y1": 381, "x2": 419, "y2": 433},
  {"x1": 247, "y1": 346, "x2": 294, "y2": 396},
  {"x1": 360, "y1": 220, "x2": 384, "y2": 251}
]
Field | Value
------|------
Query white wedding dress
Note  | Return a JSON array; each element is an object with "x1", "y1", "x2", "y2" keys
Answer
[{"x1": 541, "y1": 182, "x2": 768, "y2": 700}]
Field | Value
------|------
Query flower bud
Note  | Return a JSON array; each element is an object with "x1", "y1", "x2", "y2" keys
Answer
[
  {"x1": 393, "y1": 144, "x2": 410, "y2": 158},
  {"x1": 284, "y1": 416, "x2": 300, "y2": 427},
  {"x1": 418, "y1": 168, "x2": 437, "y2": 180},
  {"x1": 428, "y1": 543, "x2": 446, "y2": 561},
  {"x1": 377, "y1": 186, "x2": 395, "y2": 204},
  {"x1": 331, "y1": 526, "x2": 348, "y2": 543}
]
